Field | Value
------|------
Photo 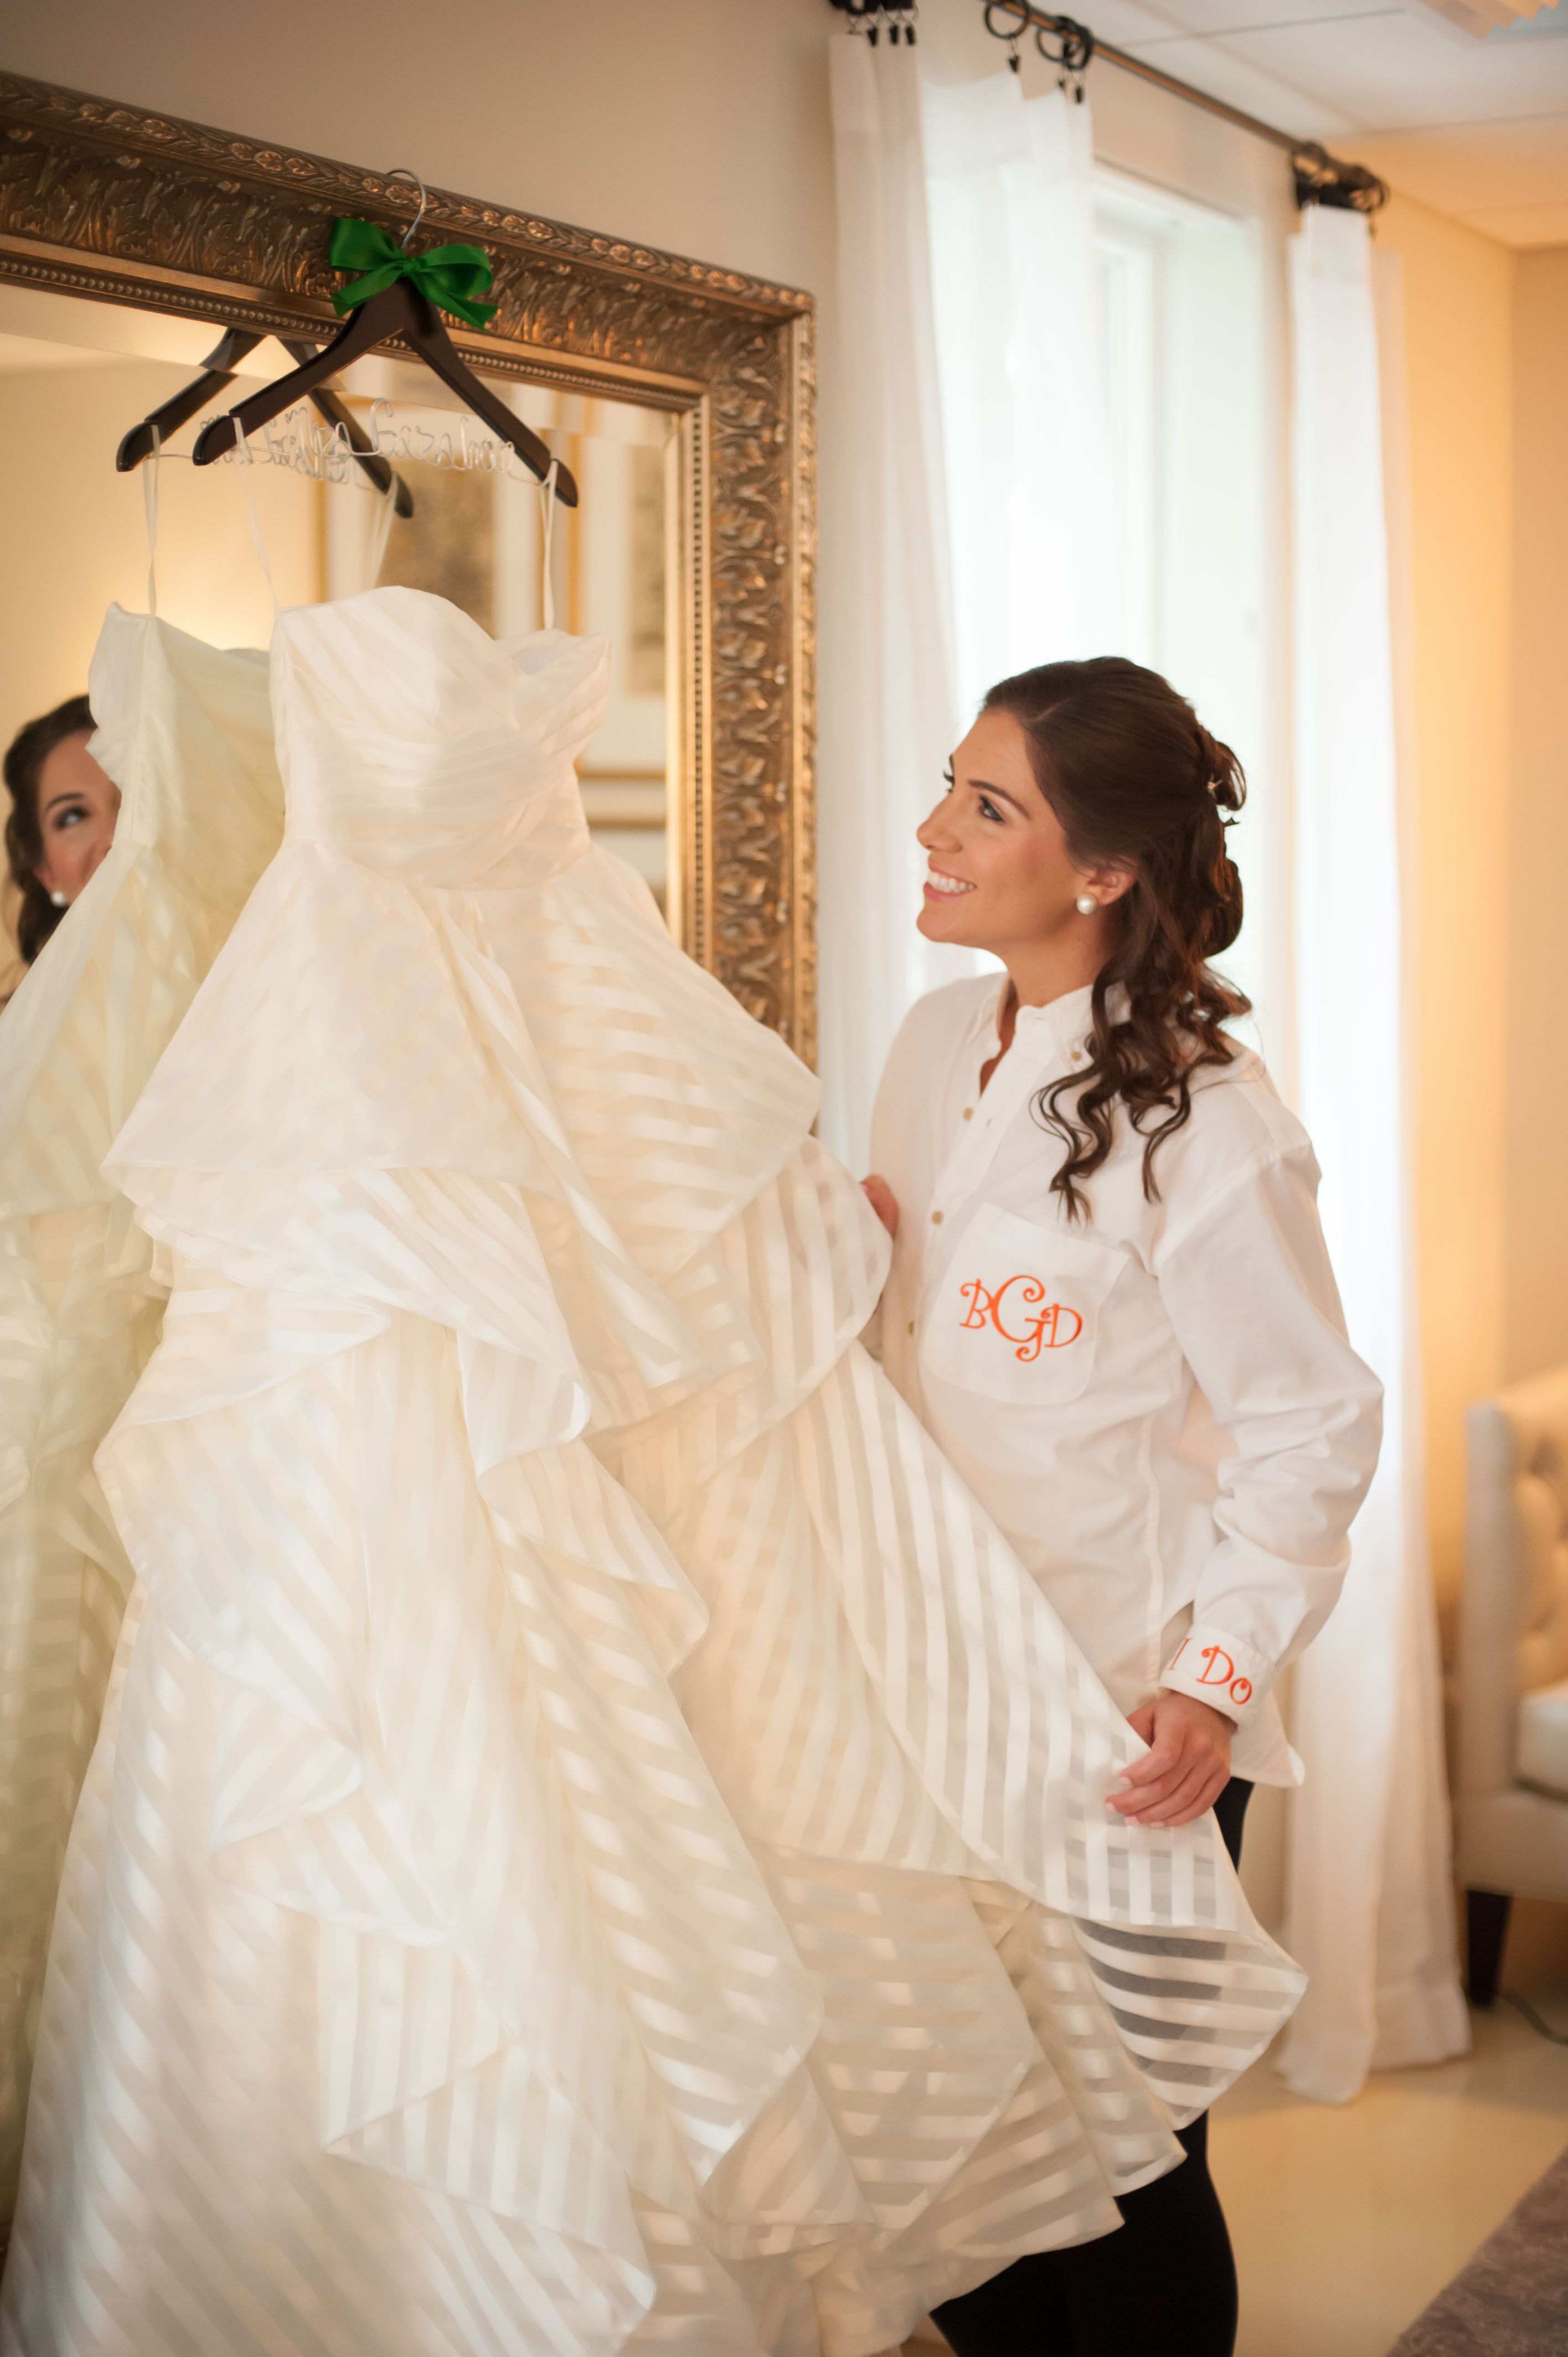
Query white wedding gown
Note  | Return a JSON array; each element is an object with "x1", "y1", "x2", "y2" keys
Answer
[
  {"x1": 0, "y1": 608, "x2": 283, "y2": 2215},
  {"x1": 2, "y1": 589, "x2": 1303, "y2": 2357}
]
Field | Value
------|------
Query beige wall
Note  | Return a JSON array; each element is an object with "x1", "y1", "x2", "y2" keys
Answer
[
  {"x1": 1353, "y1": 210, "x2": 1568, "y2": 1617},
  {"x1": 2, "y1": 1, "x2": 836, "y2": 297},
  {"x1": 1508, "y1": 248, "x2": 1568, "y2": 1388},
  {"x1": 1373, "y1": 195, "x2": 1516, "y2": 1615},
  {"x1": 0, "y1": 358, "x2": 321, "y2": 758}
]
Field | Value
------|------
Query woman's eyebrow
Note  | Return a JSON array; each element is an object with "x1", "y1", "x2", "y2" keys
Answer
[
  {"x1": 42, "y1": 790, "x2": 89, "y2": 816},
  {"x1": 962, "y1": 775, "x2": 1029, "y2": 814}
]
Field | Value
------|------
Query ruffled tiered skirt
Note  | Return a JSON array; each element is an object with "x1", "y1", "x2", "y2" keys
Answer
[{"x1": 1, "y1": 844, "x2": 1303, "y2": 2357}]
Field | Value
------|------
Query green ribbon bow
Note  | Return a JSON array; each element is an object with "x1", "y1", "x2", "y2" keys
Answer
[{"x1": 328, "y1": 215, "x2": 498, "y2": 328}]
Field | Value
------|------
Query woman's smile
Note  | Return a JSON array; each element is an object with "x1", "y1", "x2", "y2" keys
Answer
[{"x1": 924, "y1": 865, "x2": 976, "y2": 901}]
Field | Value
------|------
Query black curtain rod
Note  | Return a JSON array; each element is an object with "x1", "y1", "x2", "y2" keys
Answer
[{"x1": 829, "y1": 0, "x2": 1388, "y2": 213}]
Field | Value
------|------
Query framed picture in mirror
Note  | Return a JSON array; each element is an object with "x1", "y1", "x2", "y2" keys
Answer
[{"x1": 0, "y1": 70, "x2": 817, "y2": 1053}]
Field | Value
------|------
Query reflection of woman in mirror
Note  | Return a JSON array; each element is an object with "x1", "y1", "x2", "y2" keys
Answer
[{"x1": 3, "y1": 696, "x2": 120, "y2": 964}]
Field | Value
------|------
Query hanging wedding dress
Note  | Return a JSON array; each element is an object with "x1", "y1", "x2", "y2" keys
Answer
[
  {"x1": 0, "y1": 609, "x2": 283, "y2": 2216},
  {"x1": 3, "y1": 588, "x2": 1303, "y2": 2357}
]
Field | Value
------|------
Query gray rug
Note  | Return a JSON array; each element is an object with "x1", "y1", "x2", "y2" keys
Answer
[{"x1": 1389, "y1": 2142, "x2": 1568, "y2": 2355}]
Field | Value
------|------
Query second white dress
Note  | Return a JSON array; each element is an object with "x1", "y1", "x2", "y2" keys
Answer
[
  {"x1": 3, "y1": 589, "x2": 1304, "y2": 2357},
  {"x1": 0, "y1": 609, "x2": 283, "y2": 2214}
]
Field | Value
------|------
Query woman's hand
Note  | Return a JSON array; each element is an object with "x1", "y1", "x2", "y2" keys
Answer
[
  {"x1": 861, "y1": 1176, "x2": 899, "y2": 1238},
  {"x1": 1110, "y1": 1691, "x2": 1233, "y2": 1828}
]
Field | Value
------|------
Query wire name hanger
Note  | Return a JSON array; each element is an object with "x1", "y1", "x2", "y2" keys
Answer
[
  {"x1": 117, "y1": 325, "x2": 414, "y2": 516},
  {"x1": 216, "y1": 397, "x2": 559, "y2": 488}
]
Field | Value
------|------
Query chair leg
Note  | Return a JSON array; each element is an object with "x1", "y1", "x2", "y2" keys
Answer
[{"x1": 1466, "y1": 1888, "x2": 1512, "y2": 2006}]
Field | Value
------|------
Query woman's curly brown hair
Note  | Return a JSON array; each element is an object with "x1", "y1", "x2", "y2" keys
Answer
[{"x1": 983, "y1": 657, "x2": 1250, "y2": 1221}]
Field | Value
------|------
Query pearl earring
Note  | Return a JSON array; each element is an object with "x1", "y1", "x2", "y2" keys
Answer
[
  {"x1": 48, "y1": 889, "x2": 68, "y2": 909},
  {"x1": 1075, "y1": 893, "x2": 1097, "y2": 916}
]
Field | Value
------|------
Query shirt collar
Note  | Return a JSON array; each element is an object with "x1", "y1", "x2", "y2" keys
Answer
[{"x1": 969, "y1": 977, "x2": 1125, "y2": 1069}]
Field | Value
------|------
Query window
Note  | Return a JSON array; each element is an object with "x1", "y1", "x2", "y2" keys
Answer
[{"x1": 1093, "y1": 173, "x2": 1272, "y2": 1027}]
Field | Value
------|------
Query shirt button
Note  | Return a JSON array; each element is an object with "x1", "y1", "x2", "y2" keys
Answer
[
  {"x1": 962, "y1": 1107, "x2": 973, "y2": 1120},
  {"x1": 931, "y1": 1210, "x2": 943, "y2": 1226},
  {"x1": 907, "y1": 1320, "x2": 915, "y2": 1335}
]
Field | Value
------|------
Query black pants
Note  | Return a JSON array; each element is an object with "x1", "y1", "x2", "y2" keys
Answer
[{"x1": 932, "y1": 1779, "x2": 1254, "y2": 2357}]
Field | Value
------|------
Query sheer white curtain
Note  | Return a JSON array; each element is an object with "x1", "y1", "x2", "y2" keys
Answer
[
  {"x1": 819, "y1": 29, "x2": 962, "y2": 1170},
  {"x1": 924, "y1": 73, "x2": 1116, "y2": 717},
  {"x1": 819, "y1": 57, "x2": 1112, "y2": 1168},
  {"x1": 1279, "y1": 204, "x2": 1468, "y2": 2103}
]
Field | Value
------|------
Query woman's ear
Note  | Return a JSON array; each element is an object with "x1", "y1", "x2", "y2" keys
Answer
[{"x1": 1081, "y1": 858, "x2": 1137, "y2": 907}]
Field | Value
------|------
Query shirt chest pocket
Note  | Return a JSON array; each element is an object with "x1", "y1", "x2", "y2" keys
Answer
[{"x1": 920, "y1": 1203, "x2": 1130, "y2": 1408}]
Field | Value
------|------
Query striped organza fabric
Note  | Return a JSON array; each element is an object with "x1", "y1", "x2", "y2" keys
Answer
[
  {"x1": 2, "y1": 591, "x2": 1303, "y2": 2357},
  {"x1": 0, "y1": 609, "x2": 283, "y2": 2217}
]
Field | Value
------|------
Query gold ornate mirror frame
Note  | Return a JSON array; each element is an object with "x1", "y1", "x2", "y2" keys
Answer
[{"x1": 0, "y1": 70, "x2": 817, "y2": 1058}]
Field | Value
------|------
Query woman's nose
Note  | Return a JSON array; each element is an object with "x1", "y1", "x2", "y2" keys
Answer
[{"x1": 916, "y1": 802, "x2": 952, "y2": 850}]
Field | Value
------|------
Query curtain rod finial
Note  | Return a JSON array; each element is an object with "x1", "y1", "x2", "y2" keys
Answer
[{"x1": 1293, "y1": 143, "x2": 1390, "y2": 216}]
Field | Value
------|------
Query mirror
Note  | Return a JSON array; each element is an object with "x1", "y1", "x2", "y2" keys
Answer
[
  {"x1": 0, "y1": 70, "x2": 815, "y2": 1050},
  {"x1": 0, "y1": 285, "x2": 677, "y2": 994}
]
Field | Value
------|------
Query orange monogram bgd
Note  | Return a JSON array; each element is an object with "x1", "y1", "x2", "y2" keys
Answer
[{"x1": 958, "y1": 1274, "x2": 1084, "y2": 1363}]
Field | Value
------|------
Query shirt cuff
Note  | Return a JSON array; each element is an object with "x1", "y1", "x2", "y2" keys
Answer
[{"x1": 1159, "y1": 1624, "x2": 1275, "y2": 1728}]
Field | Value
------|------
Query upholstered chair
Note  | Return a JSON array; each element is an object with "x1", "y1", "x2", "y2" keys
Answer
[{"x1": 1459, "y1": 1369, "x2": 1568, "y2": 2002}]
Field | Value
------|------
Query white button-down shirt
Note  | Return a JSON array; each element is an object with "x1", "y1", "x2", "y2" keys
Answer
[{"x1": 869, "y1": 976, "x2": 1383, "y2": 1784}]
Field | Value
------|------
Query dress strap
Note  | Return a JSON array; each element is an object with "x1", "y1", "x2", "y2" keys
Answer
[
  {"x1": 142, "y1": 425, "x2": 161, "y2": 617},
  {"x1": 364, "y1": 475, "x2": 398, "y2": 591},
  {"x1": 539, "y1": 457, "x2": 560, "y2": 631},
  {"x1": 235, "y1": 424, "x2": 281, "y2": 617}
]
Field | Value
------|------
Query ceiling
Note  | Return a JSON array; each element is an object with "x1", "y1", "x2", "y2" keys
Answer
[{"x1": 1075, "y1": 0, "x2": 1568, "y2": 243}]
